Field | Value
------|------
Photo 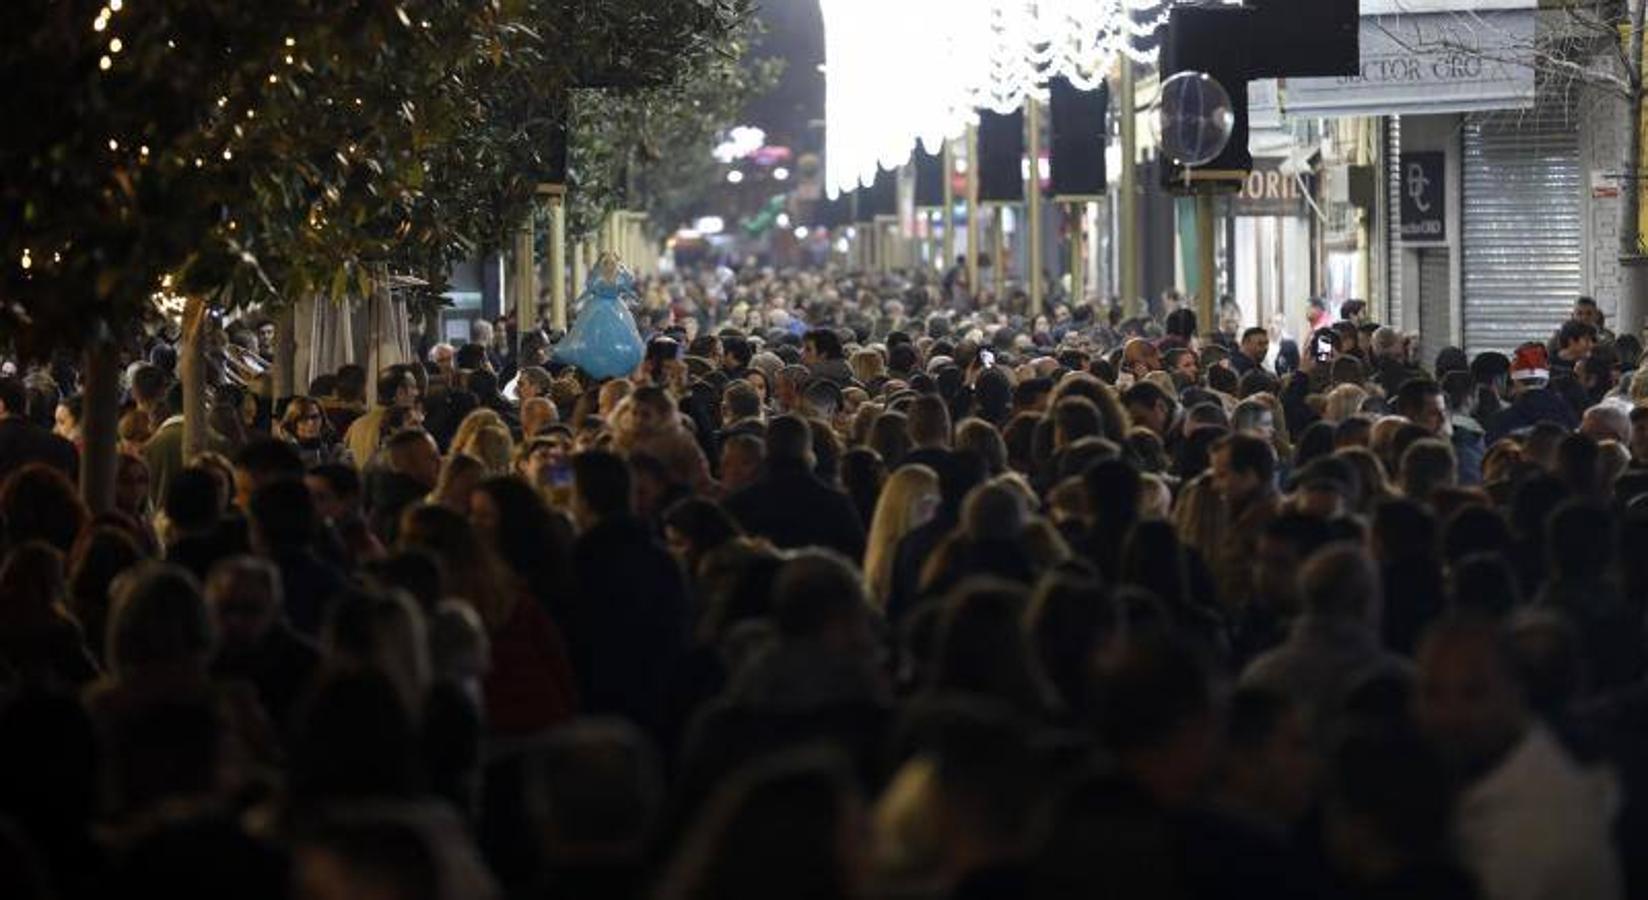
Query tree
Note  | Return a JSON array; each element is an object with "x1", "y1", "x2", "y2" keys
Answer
[
  {"x1": 0, "y1": 0, "x2": 754, "y2": 510},
  {"x1": 565, "y1": 16, "x2": 784, "y2": 241},
  {"x1": 1377, "y1": 0, "x2": 1648, "y2": 337}
]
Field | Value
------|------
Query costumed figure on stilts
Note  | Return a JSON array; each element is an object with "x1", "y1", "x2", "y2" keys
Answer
[{"x1": 552, "y1": 251, "x2": 645, "y2": 380}]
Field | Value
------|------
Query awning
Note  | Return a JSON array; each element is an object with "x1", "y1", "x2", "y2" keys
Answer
[{"x1": 1272, "y1": 2, "x2": 1536, "y2": 118}]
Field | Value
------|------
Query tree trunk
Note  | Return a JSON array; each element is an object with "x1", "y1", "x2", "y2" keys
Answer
[
  {"x1": 78, "y1": 341, "x2": 120, "y2": 515},
  {"x1": 272, "y1": 302, "x2": 297, "y2": 405},
  {"x1": 1620, "y1": 0, "x2": 1648, "y2": 340},
  {"x1": 181, "y1": 295, "x2": 208, "y2": 460}
]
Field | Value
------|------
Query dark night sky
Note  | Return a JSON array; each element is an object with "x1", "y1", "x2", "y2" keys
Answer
[{"x1": 741, "y1": 0, "x2": 825, "y2": 152}]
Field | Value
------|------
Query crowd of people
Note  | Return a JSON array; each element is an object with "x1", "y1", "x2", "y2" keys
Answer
[{"x1": 0, "y1": 263, "x2": 1645, "y2": 900}]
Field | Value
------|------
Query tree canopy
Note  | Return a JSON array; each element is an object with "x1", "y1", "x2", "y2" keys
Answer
[{"x1": 0, "y1": 0, "x2": 754, "y2": 359}]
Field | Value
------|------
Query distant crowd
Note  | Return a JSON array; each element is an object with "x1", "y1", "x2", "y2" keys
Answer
[{"x1": 0, "y1": 262, "x2": 1643, "y2": 900}]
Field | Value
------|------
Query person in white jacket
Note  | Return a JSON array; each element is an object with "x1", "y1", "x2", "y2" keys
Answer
[{"x1": 1417, "y1": 619, "x2": 1622, "y2": 900}]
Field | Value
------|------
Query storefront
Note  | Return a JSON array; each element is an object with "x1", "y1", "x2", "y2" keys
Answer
[{"x1": 1265, "y1": 0, "x2": 1556, "y2": 355}]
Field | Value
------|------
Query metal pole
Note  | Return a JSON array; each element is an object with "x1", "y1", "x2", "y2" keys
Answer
[
  {"x1": 1196, "y1": 192, "x2": 1216, "y2": 330},
  {"x1": 1027, "y1": 98, "x2": 1044, "y2": 317},
  {"x1": 572, "y1": 239, "x2": 588, "y2": 308},
  {"x1": 993, "y1": 206, "x2": 1006, "y2": 301},
  {"x1": 1070, "y1": 202, "x2": 1086, "y2": 306},
  {"x1": 513, "y1": 207, "x2": 536, "y2": 359},
  {"x1": 943, "y1": 140, "x2": 956, "y2": 270},
  {"x1": 547, "y1": 191, "x2": 567, "y2": 333},
  {"x1": 1119, "y1": 57, "x2": 1140, "y2": 317},
  {"x1": 966, "y1": 124, "x2": 980, "y2": 299}
]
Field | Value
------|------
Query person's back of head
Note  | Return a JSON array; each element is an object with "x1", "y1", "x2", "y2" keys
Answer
[
  {"x1": 1083, "y1": 458, "x2": 1140, "y2": 530},
  {"x1": 235, "y1": 439, "x2": 305, "y2": 490},
  {"x1": 771, "y1": 549, "x2": 869, "y2": 645},
  {"x1": 106, "y1": 561, "x2": 210, "y2": 678},
  {"x1": 291, "y1": 667, "x2": 421, "y2": 803},
  {"x1": 1545, "y1": 498, "x2": 1614, "y2": 579},
  {"x1": 571, "y1": 451, "x2": 632, "y2": 521},
  {"x1": 1324, "y1": 728, "x2": 1455, "y2": 872},
  {"x1": 204, "y1": 556, "x2": 283, "y2": 647},
  {"x1": 1091, "y1": 635, "x2": 1214, "y2": 804},
  {"x1": 527, "y1": 719, "x2": 664, "y2": 862},
  {"x1": 468, "y1": 367, "x2": 500, "y2": 399},
  {"x1": 1372, "y1": 497, "x2": 1438, "y2": 563},
  {"x1": 908, "y1": 394, "x2": 952, "y2": 449},
  {"x1": 1555, "y1": 431, "x2": 1602, "y2": 496},
  {"x1": 723, "y1": 381, "x2": 763, "y2": 422},
  {"x1": 335, "y1": 364, "x2": 367, "y2": 402},
  {"x1": 765, "y1": 415, "x2": 814, "y2": 466},
  {"x1": 129, "y1": 364, "x2": 171, "y2": 410},
  {"x1": 1398, "y1": 438, "x2": 1456, "y2": 500},
  {"x1": 455, "y1": 342, "x2": 489, "y2": 372},
  {"x1": 164, "y1": 466, "x2": 224, "y2": 534},
  {"x1": 658, "y1": 750, "x2": 858, "y2": 900},
  {"x1": 1298, "y1": 542, "x2": 1381, "y2": 623},
  {"x1": 249, "y1": 478, "x2": 317, "y2": 555},
  {"x1": 1440, "y1": 370, "x2": 1475, "y2": 414}
]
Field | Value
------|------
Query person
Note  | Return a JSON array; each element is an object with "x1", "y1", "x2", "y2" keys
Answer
[
  {"x1": 1231, "y1": 327, "x2": 1269, "y2": 377},
  {"x1": 0, "y1": 377, "x2": 77, "y2": 480},
  {"x1": 553, "y1": 253, "x2": 645, "y2": 380},
  {"x1": 248, "y1": 478, "x2": 346, "y2": 637},
  {"x1": 1416, "y1": 619, "x2": 1622, "y2": 900},
  {"x1": 0, "y1": 542, "x2": 98, "y2": 689},
  {"x1": 204, "y1": 556, "x2": 320, "y2": 731},
  {"x1": 1442, "y1": 371, "x2": 1486, "y2": 486},
  {"x1": 1485, "y1": 343, "x2": 1579, "y2": 445},
  {"x1": 722, "y1": 417, "x2": 866, "y2": 559},
  {"x1": 400, "y1": 504, "x2": 577, "y2": 737},
  {"x1": 1208, "y1": 433, "x2": 1280, "y2": 610},
  {"x1": 276, "y1": 395, "x2": 351, "y2": 467},
  {"x1": 1241, "y1": 543, "x2": 1404, "y2": 743},
  {"x1": 566, "y1": 451, "x2": 689, "y2": 732},
  {"x1": 802, "y1": 328, "x2": 854, "y2": 385}
]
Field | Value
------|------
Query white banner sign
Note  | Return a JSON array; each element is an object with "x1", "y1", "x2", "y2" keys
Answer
[{"x1": 1280, "y1": 9, "x2": 1536, "y2": 117}]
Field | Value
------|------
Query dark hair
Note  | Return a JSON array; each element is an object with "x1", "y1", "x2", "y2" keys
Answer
[
  {"x1": 1392, "y1": 378, "x2": 1441, "y2": 421},
  {"x1": 234, "y1": 438, "x2": 305, "y2": 484},
  {"x1": 1326, "y1": 729, "x2": 1454, "y2": 860},
  {"x1": 572, "y1": 451, "x2": 632, "y2": 519},
  {"x1": 1546, "y1": 499, "x2": 1614, "y2": 578},
  {"x1": 771, "y1": 550, "x2": 866, "y2": 640},
  {"x1": 766, "y1": 415, "x2": 813, "y2": 464},
  {"x1": 455, "y1": 342, "x2": 489, "y2": 371},
  {"x1": 1240, "y1": 326, "x2": 1267, "y2": 343},
  {"x1": 1557, "y1": 319, "x2": 1597, "y2": 349},
  {"x1": 1, "y1": 464, "x2": 87, "y2": 555},
  {"x1": 164, "y1": 467, "x2": 224, "y2": 532},
  {"x1": 335, "y1": 364, "x2": 367, "y2": 402},
  {"x1": 1214, "y1": 432, "x2": 1275, "y2": 484},
  {"x1": 1093, "y1": 636, "x2": 1212, "y2": 753},
  {"x1": 249, "y1": 479, "x2": 316, "y2": 552},
  {"x1": 803, "y1": 328, "x2": 844, "y2": 360},
  {"x1": 376, "y1": 366, "x2": 411, "y2": 406},
  {"x1": 307, "y1": 462, "x2": 361, "y2": 502}
]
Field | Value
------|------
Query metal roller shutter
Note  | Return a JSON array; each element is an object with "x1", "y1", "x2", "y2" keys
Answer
[
  {"x1": 1461, "y1": 102, "x2": 1582, "y2": 356},
  {"x1": 1386, "y1": 116, "x2": 1404, "y2": 330},
  {"x1": 1418, "y1": 248, "x2": 1451, "y2": 367}
]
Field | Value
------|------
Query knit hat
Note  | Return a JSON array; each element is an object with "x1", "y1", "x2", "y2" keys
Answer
[{"x1": 1510, "y1": 342, "x2": 1550, "y2": 383}]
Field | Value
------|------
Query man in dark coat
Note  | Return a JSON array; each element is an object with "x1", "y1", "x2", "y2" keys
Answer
[
  {"x1": 0, "y1": 377, "x2": 76, "y2": 480},
  {"x1": 722, "y1": 416, "x2": 866, "y2": 560},
  {"x1": 567, "y1": 451, "x2": 690, "y2": 733}
]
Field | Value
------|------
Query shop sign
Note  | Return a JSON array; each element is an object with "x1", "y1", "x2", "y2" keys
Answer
[
  {"x1": 1234, "y1": 160, "x2": 1310, "y2": 217},
  {"x1": 1281, "y1": 8, "x2": 1535, "y2": 118},
  {"x1": 1400, "y1": 151, "x2": 1446, "y2": 243}
]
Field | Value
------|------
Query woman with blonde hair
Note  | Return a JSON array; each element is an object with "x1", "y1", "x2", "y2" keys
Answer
[
  {"x1": 1322, "y1": 383, "x2": 1368, "y2": 423},
  {"x1": 454, "y1": 423, "x2": 514, "y2": 475},
  {"x1": 430, "y1": 453, "x2": 487, "y2": 514},
  {"x1": 849, "y1": 347, "x2": 887, "y2": 387},
  {"x1": 863, "y1": 464, "x2": 941, "y2": 610}
]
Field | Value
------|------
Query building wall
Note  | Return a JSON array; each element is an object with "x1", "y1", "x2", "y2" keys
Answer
[
  {"x1": 1397, "y1": 113, "x2": 1463, "y2": 348},
  {"x1": 1579, "y1": 80, "x2": 1628, "y2": 319}
]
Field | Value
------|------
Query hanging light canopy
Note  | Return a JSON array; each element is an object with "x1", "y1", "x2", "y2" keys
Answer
[{"x1": 821, "y1": 0, "x2": 1175, "y2": 199}]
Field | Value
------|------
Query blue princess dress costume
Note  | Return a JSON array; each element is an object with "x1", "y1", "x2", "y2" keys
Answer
[{"x1": 553, "y1": 264, "x2": 645, "y2": 380}]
